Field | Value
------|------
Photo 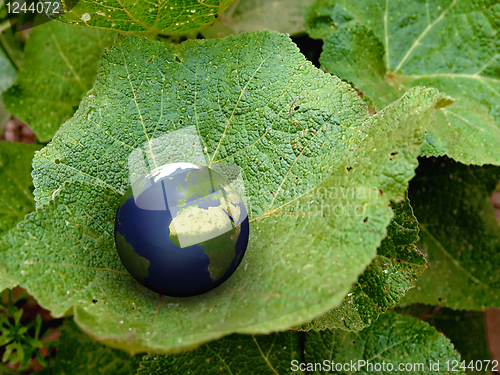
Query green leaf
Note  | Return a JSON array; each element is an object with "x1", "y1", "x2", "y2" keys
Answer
[
  {"x1": 401, "y1": 157, "x2": 500, "y2": 309},
  {"x1": 0, "y1": 362, "x2": 19, "y2": 375},
  {"x1": 299, "y1": 192, "x2": 426, "y2": 332},
  {"x1": 0, "y1": 47, "x2": 16, "y2": 93},
  {"x1": 137, "y1": 332, "x2": 302, "y2": 374},
  {"x1": 0, "y1": 41, "x2": 18, "y2": 134},
  {"x1": 304, "y1": 311, "x2": 463, "y2": 375},
  {"x1": 3, "y1": 22, "x2": 116, "y2": 142},
  {"x1": 201, "y1": 0, "x2": 315, "y2": 39},
  {"x1": 308, "y1": 0, "x2": 500, "y2": 166},
  {"x1": 304, "y1": 1, "x2": 355, "y2": 39},
  {"x1": 397, "y1": 304, "x2": 491, "y2": 375},
  {"x1": 0, "y1": 27, "x2": 24, "y2": 72},
  {"x1": 39, "y1": 318, "x2": 141, "y2": 375},
  {"x1": 0, "y1": 142, "x2": 40, "y2": 237},
  {"x1": 55, "y1": 0, "x2": 233, "y2": 35},
  {"x1": 0, "y1": 32, "x2": 448, "y2": 354}
]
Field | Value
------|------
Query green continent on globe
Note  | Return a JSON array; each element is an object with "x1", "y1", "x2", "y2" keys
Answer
[
  {"x1": 201, "y1": 225, "x2": 241, "y2": 281},
  {"x1": 175, "y1": 169, "x2": 244, "y2": 223},
  {"x1": 169, "y1": 205, "x2": 241, "y2": 281},
  {"x1": 115, "y1": 232, "x2": 150, "y2": 284}
]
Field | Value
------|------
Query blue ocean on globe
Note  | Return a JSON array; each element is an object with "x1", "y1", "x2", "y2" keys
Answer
[{"x1": 114, "y1": 162, "x2": 250, "y2": 297}]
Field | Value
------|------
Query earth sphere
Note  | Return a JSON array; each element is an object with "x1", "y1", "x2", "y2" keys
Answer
[{"x1": 114, "y1": 162, "x2": 249, "y2": 297}]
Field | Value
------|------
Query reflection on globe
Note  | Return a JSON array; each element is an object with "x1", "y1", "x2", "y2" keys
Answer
[{"x1": 114, "y1": 162, "x2": 250, "y2": 297}]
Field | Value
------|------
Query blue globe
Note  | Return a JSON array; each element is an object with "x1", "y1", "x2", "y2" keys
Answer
[{"x1": 114, "y1": 163, "x2": 249, "y2": 297}]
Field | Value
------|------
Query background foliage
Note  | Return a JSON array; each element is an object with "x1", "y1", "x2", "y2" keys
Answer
[{"x1": 0, "y1": 0, "x2": 499, "y2": 373}]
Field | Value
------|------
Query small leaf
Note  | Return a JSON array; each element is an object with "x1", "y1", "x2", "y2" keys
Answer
[
  {"x1": 299, "y1": 192, "x2": 426, "y2": 332},
  {"x1": 304, "y1": 311, "x2": 463, "y2": 375},
  {"x1": 397, "y1": 304, "x2": 491, "y2": 375},
  {"x1": 308, "y1": 0, "x2": 500, "y2": 165},
  {"x1": 0, "y1": 32, "x2": 448, "y2": 354},
  {"x1": 0, "y1": 44, "x2": 18, "y2": 133},
  {"x1": 55, "y1": 0, "x2": 233, "y2": 35},
  {"x1": 304, "y1": 1, "x2": 355, "y2": 39},
  {"x1": 137, "y1": 332, "x2": 302, "y2": 374},
  {"x1": 38, "y1": 318, "x2": 141, "y2": 375},
  {"x1": 3, "y1": 22, "x2": 116, "y2": 142},
  {"x1": 0, "y1": 46, "x2": 16, "y2": 92},
  {"x1": 0, "y1": 142, "x2": 41, "y2": 237},
  {"x1": 401, "y1": 157, "x2": 500, "y2": 309},
  {"x1": 201, "y1": 0, "x2": 316, "y2": 38},
  {"x1": 0, "y1": 27, "x2": 24, "y2": 72}
]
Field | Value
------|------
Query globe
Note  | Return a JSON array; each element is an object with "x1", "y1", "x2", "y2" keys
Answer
[{"x1": 114, "y1": 162, "x2": 250, "y2": 297}]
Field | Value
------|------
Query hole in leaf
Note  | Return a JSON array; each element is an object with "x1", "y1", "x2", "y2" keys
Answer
[
  {"x1": 346, "y1": 166, "x2": 352, "y2": 171},
  {"x1": 294, "y1": 106, "x2": 300, "y2": 111},
  {"x1": 363, "y1": 217, "x2": 368, "y2": 222},
  {"x1": 54, "y1": 159, "x2": 61, "y2": 164},
  {"x1": 174, "y1": 55, "x2": 182, "y2": 63}
]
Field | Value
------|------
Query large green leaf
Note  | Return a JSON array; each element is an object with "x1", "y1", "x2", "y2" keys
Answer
[
  {"x1": 304, "y1": 311, "x2": 463, "y2": 375},
  {"x1": 3, "y1": 22, "x2": 116, "y2": 142},
  {"x1": 401, "y1": 157, "x2": 500, "y2": 309},
  {"x1": 0, "y1": 142, "x2": 40, "y2": 237},
  {"x1": 39, "y1": 318, "x2": 141, "y2": 374},
  {"x1": 0, "y1": 32, "x2": 448, "y2": 354},
  {"x1": 137, "y1": 332, "x2": 302, "y2": 374},
  {"x1": 201, "y1": 0, "x2": 315, "y2": 39},
  {"x1": 307, "y1": 0, "x2": 500, "y2": 166},
  {"x1": 299, "y1": 192, "x2": 426, "y2": 332},
  {"x1": 55, "y1": 0, "x2": 233, "y2": 35},
  {"x1": 397, "y1": 304, "x2": 491, "y2": 375}
]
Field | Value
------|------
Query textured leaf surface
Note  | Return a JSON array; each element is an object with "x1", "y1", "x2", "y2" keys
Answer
[
  {"x1": 39, "y1": 318, "x2": 142, "y2": 375},
  {"x1": 3, "y1": 22, "x2": 116, "y2": 142},
  {"x1": 402, "y1": 157, "x2": 500, "y2": 309},
  {"x1": 308, "y1": 0, "x2": 500, "y2": 165},
  {"x1": 56, "y1": 0, "x2": 233, "y2": 35},
  {"x1": 0, "y1": 142, "x2": 40, "y2": 237},
  {"x1": 201, "y1": 0, "x2": 315, "y2": 38},
  {"x1": 305, "y1": 311, "x2": 463, "y2": 375},
  {"x1": 397, "y1": 304, "x2": 491, "y2": 375},
  {"x1": 299, "y1": 192, "x2": 426, "y2": 332},
  {"x1": 0, "y1": 32, "x2": 448, "y2": 354},
  {"x1": 137, "y1": 332, "x2": 302, "y2": 374}
]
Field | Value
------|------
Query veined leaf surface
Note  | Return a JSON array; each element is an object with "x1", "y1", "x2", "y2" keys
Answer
[
  {"x1": 55, "y1": 0, "x2": 233, "y2": 35},
  {"x1": 0, "y1": 32, "x2": 448, "y2": 353},
  {"x1": 402, "y1": 157, "x2": 500, "y2": 309},
  {"x1": 3, "y1": 22, "x2": 116, "y2": 142},
  {"x1": 304, "y1": 312, "x2": 463, "y2": 375},
  {"x1": 299, "y1": 192, "x2": 426, "y2": 332},
  {"x1": 307, "y1": 0, "x2": 500, "y2": 165}
]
